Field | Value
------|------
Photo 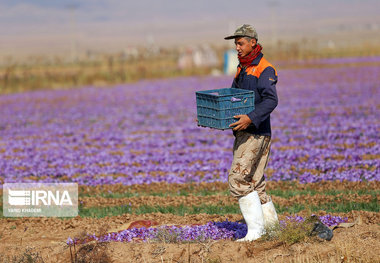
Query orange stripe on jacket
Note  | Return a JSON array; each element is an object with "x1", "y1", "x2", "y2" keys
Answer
[{"x1": 246, "y1": 57, "x2": 277, "y2": 79}]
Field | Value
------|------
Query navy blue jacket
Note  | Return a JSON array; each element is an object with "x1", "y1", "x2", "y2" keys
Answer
[{"x1": 231, "y1": 53, "x2": 278, "y2": 136}]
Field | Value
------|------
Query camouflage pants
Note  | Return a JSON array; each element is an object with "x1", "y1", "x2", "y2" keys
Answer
[{"x1": 228, "y1": 131, "x2": 271, "y2": 204}]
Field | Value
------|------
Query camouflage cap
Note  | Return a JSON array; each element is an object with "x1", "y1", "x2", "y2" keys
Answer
[{"x1": 224, "y1": 24, "x2": 258, "y2": 40}]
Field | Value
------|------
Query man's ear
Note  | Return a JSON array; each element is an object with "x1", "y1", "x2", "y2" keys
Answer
[{"x1": 251, "y1": 38, "x2": 257, "y2": 47}]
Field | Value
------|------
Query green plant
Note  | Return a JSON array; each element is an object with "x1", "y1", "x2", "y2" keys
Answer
[
  {"x1": 278, "y1": 220, "x2": 314, "y2": 245},
  {"x1": 259, "y1": 213, "x2": 317, "y2": 246}
]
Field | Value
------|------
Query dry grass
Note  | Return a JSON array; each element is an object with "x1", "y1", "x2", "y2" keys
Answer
[
  {"x1": 0, "y1": 51, "x2": 216, "y2": 95},
  {"x1": 0, "y1": 246, "x2": 45, "y2": 263},
  {"x1": 1, "y1": 44, "x2": 380, "y2": 95},
  {"x1": 260, "y1": 212, "x2": 320, "y2": 246},
  {"x1": 67, "y1": 223, "x2": 112, "y2": 263}
]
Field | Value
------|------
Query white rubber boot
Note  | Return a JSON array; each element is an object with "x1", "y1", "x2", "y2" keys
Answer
[
  {"x1": 262, "y1": 198, "x2": 279, "y2": 229},
  {"x1": 236, "y1": 191, "x2": 265, "y2": 242}
]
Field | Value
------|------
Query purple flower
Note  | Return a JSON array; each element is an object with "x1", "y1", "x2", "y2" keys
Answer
[{"x1": 0, "y1": 61, "x2": 378, "y2": 185}]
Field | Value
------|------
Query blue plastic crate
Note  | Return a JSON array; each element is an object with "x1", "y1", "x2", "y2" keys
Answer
[{"x1": 195, "y1": 88, "x2": 255, "y2": 130}]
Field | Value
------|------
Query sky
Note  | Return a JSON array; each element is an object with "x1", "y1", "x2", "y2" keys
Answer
[{"x1": 1, "y1": 0, "x2": 379, "y2": 58}]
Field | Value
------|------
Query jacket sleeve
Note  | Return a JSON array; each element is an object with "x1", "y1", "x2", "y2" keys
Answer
[
  {"x1": 247, "y1": 67, "x2": 278, "y2": 129},
  {"x1": 230, "y1": 68, "x2": 240, "y2": 89},
  {"x1": 231, "y1": 78, "x2": 238, "y2": 89}
]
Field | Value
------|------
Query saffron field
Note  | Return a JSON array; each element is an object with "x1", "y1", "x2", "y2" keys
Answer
[
  {"x1": 0, "y1": 59, "x2": 379, "y2": 185},
  {"x1": 0, "y1": 57, "x2": 379, "y2": 262}
]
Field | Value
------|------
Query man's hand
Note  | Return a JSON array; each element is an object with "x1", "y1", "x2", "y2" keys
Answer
[{"x1": 229, "y1": 114, "x2": 252, "y2": 131}]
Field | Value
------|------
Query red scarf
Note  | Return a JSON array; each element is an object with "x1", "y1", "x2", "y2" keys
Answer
[{"x1": 238, "y1": 44, "x2": 263, "y2": 67}]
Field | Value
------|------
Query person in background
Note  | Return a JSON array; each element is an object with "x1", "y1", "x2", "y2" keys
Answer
[{"x1": 224, "y1": 24, "x2": 279, "y2": 241}]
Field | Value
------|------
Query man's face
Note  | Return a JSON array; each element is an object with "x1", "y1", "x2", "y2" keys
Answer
[{"x1": 234, "y1": 37, "x2": 256, "y2": 57}]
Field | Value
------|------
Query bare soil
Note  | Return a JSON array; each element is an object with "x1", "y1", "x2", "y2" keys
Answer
[
  {"x1": 1, "y1": 181, "x2": 378, "y2": 262},
  {"x1": 0, "y1": 211, "x2": 379, "y2": 262}
]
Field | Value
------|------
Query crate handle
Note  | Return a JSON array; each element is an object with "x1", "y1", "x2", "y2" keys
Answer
[
  {"x1": 231, "y1": 97, "x2": 241, "y2": 102},
  {"x1": 231, "y1": 97, "x2": 248, "y2": 103}
]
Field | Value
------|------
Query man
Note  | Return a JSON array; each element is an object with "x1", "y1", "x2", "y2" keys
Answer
[{"x1": 224, "y1": 24, "x2": 279, "y2": 241}]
